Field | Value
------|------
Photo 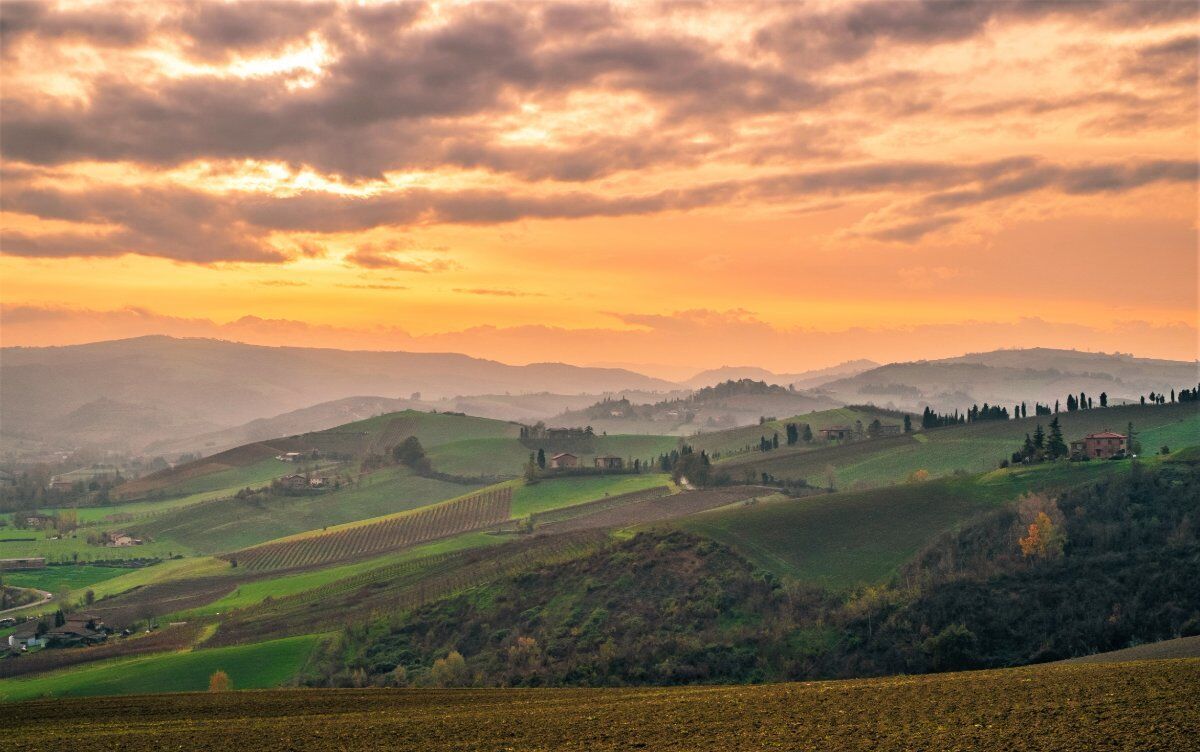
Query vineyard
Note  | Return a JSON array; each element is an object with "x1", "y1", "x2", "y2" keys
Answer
[
  {"x1": 212, "y1": 530, "x2": 608, "y2": 645},
  {"x1": 529, "y1": 485, "x2": 673, "y2": 528},
  {"x1": 536, "y1": 485, "x2": 772, "y2": 535},
  {"x1": 224, "y1": 487, "x2": 513, "y2": 571}
]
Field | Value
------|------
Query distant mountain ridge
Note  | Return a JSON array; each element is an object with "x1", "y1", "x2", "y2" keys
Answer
[
  {"x1": 813, "y1": 348, "x2": 1197, "y2": 413},
  {"x1": 0, "y1": 336, "x2": 675, "y2": 453},
  {"x1": 683, "y1": 360, "x2": 879, "y2": 390}
]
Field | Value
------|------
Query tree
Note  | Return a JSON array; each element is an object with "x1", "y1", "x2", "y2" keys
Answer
[
  {"x1": 1126, "y1": 422, "x2": 1141, "y2": 455},
  {"x1": 84, "y1": 589, "x2": 95, "y2": 605},
  {"x1": 867, "y1": 419, "x2": 882, "y2": 437},
  {"x1": 903, "y1": 414, "x2": 912, "y2": 433},
  {"x1": 1032, "y1": 423, "x2": 1045, "y2": 450},
  {"x1": 536, "y1": 448, "x2": 546, "y2": 469},
  {"x1": 1046, "y1": 417, "x2": 1068, "y2": 459},
  {"x1": 430, "y1": 650, "x2": 471, "y2": 687},
  {"x1": 1099, "y1": 392, "x2": 1108, "y2": 407},
  {"x1": 524, "y1": 453, "x2": 540, "y2": 484},
  {"x1": 208, "y1": 670, "x2": 232, "y2": 692},
  {"x1": 1019, "y1": 512, "x2": 1064, "y2": 559},
  {"x1": 785, "y1": 423, "x2": 799, "y2": 446},
  {"x1": 922, "y1": 623, "x2": 979, "y2": 672},
  {"x1": 391, "y1": 436, "x2": 432, "y2": 475},
  {"x1": 802, "y1": 424, "x2": 813, "y2": 442}
]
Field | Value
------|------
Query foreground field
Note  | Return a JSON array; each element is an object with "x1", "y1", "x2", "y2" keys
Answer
[{"x1": 3, "y1": 659, "x2": 1195, "y2": 750}]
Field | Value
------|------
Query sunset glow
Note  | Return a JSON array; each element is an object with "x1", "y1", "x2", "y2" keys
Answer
[{"x1": 2, "y1": 0, "x2": 1197, "y2": 372}]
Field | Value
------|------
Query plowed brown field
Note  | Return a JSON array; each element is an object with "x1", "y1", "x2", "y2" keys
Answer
[{"x1": 4, "y1": 659, "x2": 1195, "y2": 751}]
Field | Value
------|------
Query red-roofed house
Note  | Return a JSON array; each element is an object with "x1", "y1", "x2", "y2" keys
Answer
[{"x1": 1070, "y1": 431, "x2": 1127, "y2": 460}]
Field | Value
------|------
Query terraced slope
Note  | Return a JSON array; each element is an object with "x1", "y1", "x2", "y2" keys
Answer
[
  {"x1": 133, "y1": 467, "x2": 477, "y2": 552},
  {"x1": 5, "y1": 659, "x2": 1196, "y2": 750},
  {"x1": 225, "y1": 487, "x2": 513, "y2": 570},
  {"x1": 213, "y1": 530, "x2": 609, "y2": 645}
]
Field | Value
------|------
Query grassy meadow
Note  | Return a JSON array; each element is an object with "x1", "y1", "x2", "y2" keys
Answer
[
  {"x1": 0, "y1": 634, "x2": 323, "y2": 702},
  {"x1": 677, "y1": 456, "x2": 1153, "y2": 588}
]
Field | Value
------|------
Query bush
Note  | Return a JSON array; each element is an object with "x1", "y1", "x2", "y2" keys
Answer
[{"x1": 208, "y1": 670, "x2": 232, "y2": 692}]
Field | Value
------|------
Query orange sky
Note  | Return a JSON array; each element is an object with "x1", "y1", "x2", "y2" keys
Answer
[{"x1": 1, "y1": 0, "x2": 1197, "y2": 373}]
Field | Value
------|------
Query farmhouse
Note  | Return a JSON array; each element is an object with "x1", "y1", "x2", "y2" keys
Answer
[
  {"x1": 21, "y1": 513, "x2": 54, "y2": 529},
  {"x1": 279, "y1": 474, "x2": 310, "y2": 491},
  {"x1": 549, "y1": 452, "x2": 579, "y2": 469},
  {"x1": 876, "y1": 424, "x2": 902, "y2": 437},
  {"x1": 46, "y1": 614, "x2": 108, "y2": 647},
  {"x1": 594, "y1": 455, "x2": 624, "y2": 470},
  {"x1": 309, "y1": 476, "x2": 332, "y2": 489},
  {"x1": 1070, "y1": 431, "x2": 1128, "y2": 460},
  {"x1": 819, "y1": 426, "x2": 854, "y2": 441},
  {"x1": 7, "y1": 623, "x2": 46, "y2": 651},
  {"x1": 277, "y1": 452, "x2": 305, "y2": 462},
  {"x1": 103, "y1": 531, "x2": 142, "y2": 547}
]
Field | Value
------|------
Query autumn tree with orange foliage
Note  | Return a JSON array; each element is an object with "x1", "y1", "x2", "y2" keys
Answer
[
  {"x1": 208, "y1": 670, "x2": 232, "y2": 692},
  {"x1": 1019, "y1": 512, "x2": 1065, "y2": 558}
]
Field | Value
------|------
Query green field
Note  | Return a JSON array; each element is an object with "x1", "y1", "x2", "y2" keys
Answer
[
  {"x1": 426, "y1": 434, "x2": 681, "y2": 478},
  {"x1": 718, "y1": 403, "x2": 1199, "y2": 489},
  {"x1": 0, "y1": 565, "x2": 129, "y2": 594},
  {"x1": 426, "y1": 437, "x2": 530, "y2": 476},
  {"x1": 677, "y1": 457, "x2": 1151, "y2": 589},
  {"x1": 131, "y1": 467, "x2": 477, "y2": 553},
  {"x1": 0, "y1": 634, "x2": 323, "y2": 702},
  {"x1": 0, "y1": 529, "x2": 191, "y2": 563},
  {"x1": 338, "y1": 409, "x2": 521, "y2": 449},
  {"x1": 146, "y1": 457, "x2": 304, "y2": 499},
  {"x1": 689, "y1": 406, "x2": 911, "y2": 460},
  {"x1": 511, "y1": 474, "x2": 675, "y2": 517},
  {"x1": 4, "y1": 659, "x2": 1196, "y2": 749}
]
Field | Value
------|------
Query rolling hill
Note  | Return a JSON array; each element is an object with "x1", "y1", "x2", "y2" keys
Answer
[
  {"x1": 716, "y1": 401, "x2": 1199, "y2": 489},
  {"x1": 681, "y1": 359, "x2": 878, "y2": 389},
  {"x1": 812, "y1": 348, "x2": 1196, "y2": 413}
]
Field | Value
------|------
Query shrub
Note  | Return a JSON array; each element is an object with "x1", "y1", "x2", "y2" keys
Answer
[{"x1": 208, "y1": 670, "x2": 232, "y2": 692}]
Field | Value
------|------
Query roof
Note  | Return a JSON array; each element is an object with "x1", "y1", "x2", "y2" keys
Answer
[
  {"x1": 551, "y1": 452, "x2": 577, "y2": 459},
  {"x1": 1084, "y1": 431, "x2": 1126, "y2": 439}
]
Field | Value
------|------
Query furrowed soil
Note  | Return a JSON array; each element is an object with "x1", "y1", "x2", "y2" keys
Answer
[{"x1": 4, "y1": 659, "x2": 1195, "y2": 751}]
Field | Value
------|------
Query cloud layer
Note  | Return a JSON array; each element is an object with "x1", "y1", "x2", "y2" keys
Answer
[{"x1": 0, "y1": 1, "x2": 1196, "y2": 365}]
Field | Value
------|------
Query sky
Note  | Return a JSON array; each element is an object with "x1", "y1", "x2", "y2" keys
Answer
[{"x1": 1, "y1": 0, "x2": 1197, "y2": 376}]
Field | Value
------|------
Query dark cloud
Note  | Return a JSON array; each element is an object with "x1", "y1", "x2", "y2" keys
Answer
[
  {"x1": 0, "y1": 1, "x2": 152, "y2": 50},
  {"x1": 177, "y1": 0, "x2": 340, "y2": 60},
  {"x1": 1, "y1": 185, "x2": 283, "y2": 262},
  {"x1": 3, "y1": 156, "x2": 1193, "y2": 262},
  {"x1": 0, "y1": 2, "x2": 831, "y2": 179},
  {"x1": 755, "y1": 0, "x2": 1199, "y2": 67}
]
